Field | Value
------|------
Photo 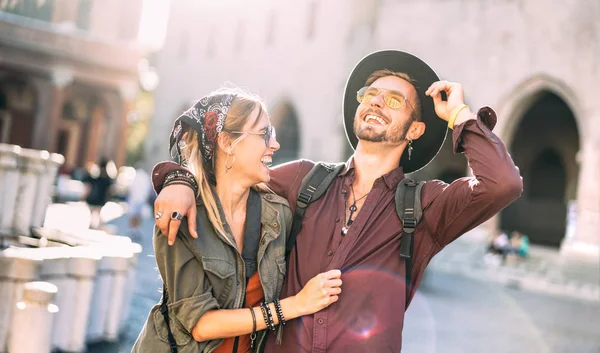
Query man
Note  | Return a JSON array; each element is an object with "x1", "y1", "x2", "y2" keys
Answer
[{"x1": 150, "y1": 50, "x2": 522, "y2": 352}]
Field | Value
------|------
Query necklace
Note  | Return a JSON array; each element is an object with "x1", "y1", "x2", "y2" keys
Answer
[{"x1": 341, "y1": 185, "x2": 369, "y2": 235}]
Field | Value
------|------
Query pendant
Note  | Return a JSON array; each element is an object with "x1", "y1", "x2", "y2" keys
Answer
[{"x1": 349, "y1": 204, "x2": 357, "y2": 212}]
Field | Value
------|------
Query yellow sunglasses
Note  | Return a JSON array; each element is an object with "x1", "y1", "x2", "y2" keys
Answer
[{"x1": 357, "y1": 86, "x2": 415, "y2": 112}]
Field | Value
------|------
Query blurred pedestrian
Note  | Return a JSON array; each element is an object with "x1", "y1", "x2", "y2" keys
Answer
[{"x1": 83, "y1": 157, "x2": 116, "y2": 229}]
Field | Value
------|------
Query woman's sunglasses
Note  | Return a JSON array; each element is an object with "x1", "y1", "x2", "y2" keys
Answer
[
  {"x1": 357, "y1": 86, "x2": 415, "y2": 112},
  {"x1": 226, "y1": 125, "x2": 276, "y2": 147}
]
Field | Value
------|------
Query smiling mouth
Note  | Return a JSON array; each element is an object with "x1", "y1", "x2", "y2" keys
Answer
[
  {"x1": 363, "y1": 114, "x2": 388, "y2": 125},
  {"x1": 261, "y1": 155, "x2": 273, "y2": 167}
]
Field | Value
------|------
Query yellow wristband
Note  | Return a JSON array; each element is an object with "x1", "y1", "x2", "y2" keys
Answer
[{"x1": 448, "y1": 104, "x2": 469, "y2": 130}]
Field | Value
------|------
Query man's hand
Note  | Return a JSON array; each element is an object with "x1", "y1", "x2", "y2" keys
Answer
[
  {"x1": 154, "y1": 184, "x2": 198, "y2": 245},
  {"x1": 425, "y1": 81, "x2": 474, "y2": 125}
]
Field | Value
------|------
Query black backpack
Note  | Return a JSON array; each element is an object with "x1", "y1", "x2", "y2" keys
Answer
[{"x1": 286, "y1": 162, "x2": 425, "y2": 308}]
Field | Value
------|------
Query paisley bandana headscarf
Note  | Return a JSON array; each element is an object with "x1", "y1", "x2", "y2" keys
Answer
[{"x1": 169, "y1": 93, "x2": 236, "y2": 184}]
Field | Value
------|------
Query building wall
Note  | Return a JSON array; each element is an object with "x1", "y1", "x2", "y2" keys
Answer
[
  {"x1": 0, "y1": 0, "x2": 145, "y2": 169},
  {"x1": 147, "y1": 0, "x2": 600, "y2": 259}
]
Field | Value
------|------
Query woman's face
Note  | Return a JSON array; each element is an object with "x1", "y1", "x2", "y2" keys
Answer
[{"x1": 229, "y1": 105, "x2": 280, "y2": 184}]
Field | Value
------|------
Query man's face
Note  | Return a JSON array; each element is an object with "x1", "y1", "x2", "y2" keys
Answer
[{"x1": 353, "y1": 76, "x2": 419, "y2": 144}]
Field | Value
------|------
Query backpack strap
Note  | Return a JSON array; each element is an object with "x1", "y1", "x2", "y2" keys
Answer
[
  {"x1": 395, "y1": 178, "x2": 425, "y2": 308},
  {"x1": 286, "y1": 162, "x2": 345, "y2": 262}
]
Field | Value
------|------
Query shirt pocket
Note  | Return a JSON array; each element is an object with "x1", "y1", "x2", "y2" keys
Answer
[{"x1": 202, "y1": 257, "x2": 236, "y2": 303}]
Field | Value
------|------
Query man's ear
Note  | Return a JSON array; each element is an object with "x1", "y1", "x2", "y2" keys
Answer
[{"x1": 408, "y1": 121, "x2": 426, "y2": 141}]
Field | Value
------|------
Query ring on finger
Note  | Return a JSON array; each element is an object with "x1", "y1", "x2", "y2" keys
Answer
[
  {"x1": 155, "y1": 210, "x2": 163, "y2": 220},
  {"x1": 171, "y1": 211, "x2": 184, "y2": 221}
]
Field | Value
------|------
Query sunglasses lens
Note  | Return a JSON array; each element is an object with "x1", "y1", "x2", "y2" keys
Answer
[
  {"x1": 357, "y1": 87, "x2": 381, "y2": 104},
  {"x1": 384, "y1": 94, "x2": 403, "y2": 109},
  {"x1": 265, "y1": 126, "x2": 276, "y2": 146}
]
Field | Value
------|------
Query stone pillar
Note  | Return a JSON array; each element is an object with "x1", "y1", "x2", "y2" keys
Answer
[
  {"x1": 48, "y1": 68, "x2": 73, "y2": 152},
  {"x1": 560, "y1": 136, "x2": 600, "y2": 263},
  {"x1": 31, "y1": 68, "x2": 72, "y2": 152}
]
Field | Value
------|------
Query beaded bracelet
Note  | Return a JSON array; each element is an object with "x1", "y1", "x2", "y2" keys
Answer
[
  {"x1": 273, "y1": 299, "x2": 286, "y2": 326},
  {"x1": 163, "y1": 170, "x2": 199, "y2": 197},
  {"x1": 260, "y1": 303, "x2": 270, "y2": 330},
  {"x1": 260, "y1": 302, "x2": 276, "y2": 331}
]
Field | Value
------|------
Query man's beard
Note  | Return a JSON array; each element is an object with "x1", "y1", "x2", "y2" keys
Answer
[{"x1": 354, "y1": 117, "x2": 411, "y2": 144}]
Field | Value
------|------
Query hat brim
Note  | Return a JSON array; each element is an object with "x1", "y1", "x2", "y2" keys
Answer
[{"x1": 342, "y1": 50, "x2": 448, "y2": 174}]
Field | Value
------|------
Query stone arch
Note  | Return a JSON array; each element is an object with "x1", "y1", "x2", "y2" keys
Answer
[
  {"x1": 499, "y1": 84, "x2": 580, "y2": 247},
  {"x1": 0, "y1": 74, "x2": 39, "y2": 148},
  {"x1": 498, "y1": 74, "x2": 584, "y2": 146},
  {"x1": 270, "y1": 99, "x2": 301, "y2": 165}
]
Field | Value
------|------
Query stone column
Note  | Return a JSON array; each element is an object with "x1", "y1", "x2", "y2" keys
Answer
[
  {"x1": 560, "y1": 135, "x2": 600, "y2": 264},
  {"x1": 31, "y1": 68, "x2": 72, "y2": 152}
]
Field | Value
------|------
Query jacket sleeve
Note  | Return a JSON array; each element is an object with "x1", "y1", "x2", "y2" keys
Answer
[{"x1": 153, "y1": 219, "x2": 221, "y2": 348}]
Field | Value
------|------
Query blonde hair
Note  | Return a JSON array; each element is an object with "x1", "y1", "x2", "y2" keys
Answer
[{"x1": 182, "y1": 87, "x2": 271, "y2": 236}]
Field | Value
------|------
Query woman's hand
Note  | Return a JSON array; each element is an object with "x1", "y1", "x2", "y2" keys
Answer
[{"x1": 291, "y1": 269, "x2": 343, "y2": 316}]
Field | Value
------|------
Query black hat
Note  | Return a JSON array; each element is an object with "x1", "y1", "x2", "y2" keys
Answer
[{"x1": 342, "y1": 50, "x2": 448, "y2": 173}]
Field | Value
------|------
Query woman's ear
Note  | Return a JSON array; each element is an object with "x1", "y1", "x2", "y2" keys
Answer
[{"x1": 217, "y1": 133, "x2": 234, "y2": 154}]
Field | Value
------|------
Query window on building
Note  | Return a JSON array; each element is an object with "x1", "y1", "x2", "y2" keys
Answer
[
  {"x1": 266, "y1": 10, "x2": 276, "y2": 46},
  {"x1": 1, "y1": 0, "x2": 55, "y2": 22},
  {"x1": 234, "y1": 21, "x2": 244, "y2": 52},
  {"x1": 306, "y1": 2, "x2": 317, "y2": 39},
  {"x1": 76, "y1": 0, "x2": 93, "y2": 31},
  {"x1": 178, "y1": 30, "x2": 189, "y2": 60},
  {"x1": 206, "y1": 29, "x2": 216, "y2": 58}
]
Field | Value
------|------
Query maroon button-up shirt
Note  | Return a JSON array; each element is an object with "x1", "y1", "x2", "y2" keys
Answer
[{"x1": 152, "y1": 107, "x2": 523, "y2": 352}]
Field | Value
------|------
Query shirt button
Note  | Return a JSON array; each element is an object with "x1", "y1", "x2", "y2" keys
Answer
[
  {"x1": 335, "y1": 217, "x2": 340, "y2": 223},
  {"x1": 327, "y1": 251, "x2": 333, "y2": 256},
  {"x1": 341, "y1": 190, "x2": 347, "y2": 194},
  {"x1": 317, "y1": 318, "x2": 324, "y2": 325},
  {"x1": 273, "y1": 223, "x2": 279, "y2": 228}
]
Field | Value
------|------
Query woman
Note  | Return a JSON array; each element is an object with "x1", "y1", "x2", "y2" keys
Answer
[{"x1": 133, "y1": 88, "x2": 342, "y2": 353}]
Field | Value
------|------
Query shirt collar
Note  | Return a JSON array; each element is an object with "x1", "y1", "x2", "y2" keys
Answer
[{"x1": 339, "y1": 155, "x2": 406, "y2": 190}]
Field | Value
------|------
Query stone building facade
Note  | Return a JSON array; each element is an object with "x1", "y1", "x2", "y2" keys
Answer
[
  {"x1": 0, "y1": 0, "x2": 145, "y2": 169},
  {"x1": 147, "y1": 0, "x2": 600, "y2": 263}
]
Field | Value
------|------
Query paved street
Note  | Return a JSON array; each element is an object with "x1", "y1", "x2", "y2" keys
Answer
[{"x1": 91, "y1": 213, "x2": 600, "y2": 353}]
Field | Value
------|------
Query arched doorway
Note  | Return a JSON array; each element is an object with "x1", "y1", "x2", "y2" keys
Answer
[
  {"x1": 0, "y1": 76, "x2": 38, "y2": 148},
  {"x1": 270, "y1": 101, "x2": 300, "y2": 165},
  {"x1": 500, "y1": 91, "x2": 579, "y2": 247}
]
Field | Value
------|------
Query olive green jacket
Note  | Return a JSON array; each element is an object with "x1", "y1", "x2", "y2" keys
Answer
[{"x1": 132, "y1": 191, "x2": 292, "y2": 353}]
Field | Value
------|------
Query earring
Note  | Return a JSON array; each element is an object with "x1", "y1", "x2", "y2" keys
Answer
[
  {"x1": 225, "y1": 153, "x2": 236, "y2": 172},
  {"x1": 407, "y1": 138, "x2": 413, "y2": 160}
]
